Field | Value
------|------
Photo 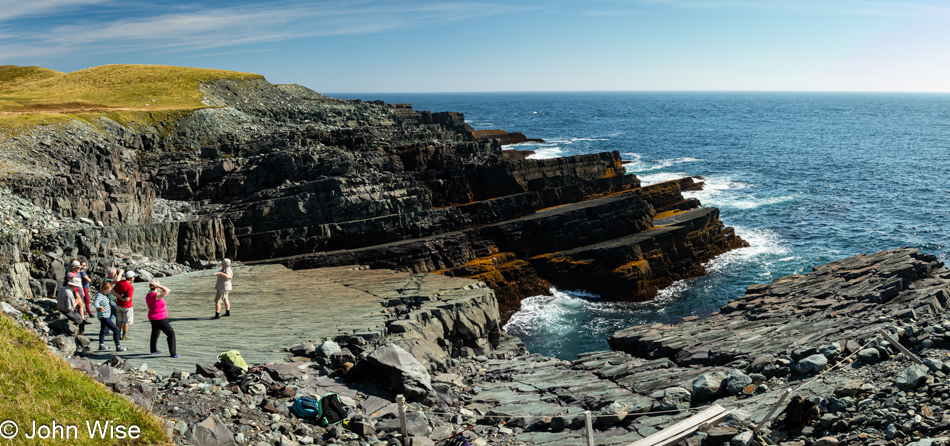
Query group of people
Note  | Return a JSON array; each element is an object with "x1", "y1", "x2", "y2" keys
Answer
[{"x1": 54, "y1": 258, "x2": 235, "y2": 359}]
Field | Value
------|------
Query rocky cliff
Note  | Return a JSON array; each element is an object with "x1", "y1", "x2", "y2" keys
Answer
[{"x1": 0, "y1": 74, "x2": 745, "y2": 323}]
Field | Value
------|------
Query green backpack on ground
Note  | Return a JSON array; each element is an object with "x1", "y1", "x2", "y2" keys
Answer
[
  {"x1": 218, "y1": 350, "x2": 249, "y2": 373},
  {"x1": 290, "y1": 394, "x2": 349, "y2": 426}
]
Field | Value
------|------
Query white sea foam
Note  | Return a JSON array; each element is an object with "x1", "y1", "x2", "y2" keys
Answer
[
  {"x1": 653, "y1": 226, "x2": 792, "y2": 301},
  {"x1": 627, "y1": 157, "x2": 702, "y2": 173},
  {"x1": 621, "y1": 152, "x2": 640, "y2": 160},
  {"x1": 526, "y1": 146, "x2": 565, "y2": 159},
  {"x1": 683, "y1": 175, "x2": 796, "y2": 210},
  {"x1": 503, "y1": 289, "x2": 575, "y2": 337},
  {"x1": 637, "y1": 172, "x2": 691, "y2": 185}
]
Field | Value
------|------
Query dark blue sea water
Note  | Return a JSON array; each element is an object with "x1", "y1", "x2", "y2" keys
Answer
[{"x1": 333, "y1": 92, "x2": 950, "y2": 359}]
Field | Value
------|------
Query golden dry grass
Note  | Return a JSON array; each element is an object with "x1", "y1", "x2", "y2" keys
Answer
[
  {"x1": 0, "y1": 314, "x2": 169, "y2": 445},
  {"x1": 0, "y1": 64, "x2": 262, "y2": 122}
]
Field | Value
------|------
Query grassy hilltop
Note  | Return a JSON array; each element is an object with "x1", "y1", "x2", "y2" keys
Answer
[
  {"x1": 0, "y1": 315, "x2": 168, "y2": 445},
  {"x1": 0, "y1": 64, "x2": 263, "y2": 127}
]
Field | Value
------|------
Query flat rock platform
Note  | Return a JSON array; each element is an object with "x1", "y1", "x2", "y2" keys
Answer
[{"x1": 87, "y1": 264, "x2": 490, "y2": 374}]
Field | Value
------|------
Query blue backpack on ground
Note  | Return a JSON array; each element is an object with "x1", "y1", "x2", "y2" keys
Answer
[
  {"x1": 290, "y1": 396, "x2": 320, "y2": 419},
  {"x1": 290, "y1": 394, "x2": 348, "y2": 426}
]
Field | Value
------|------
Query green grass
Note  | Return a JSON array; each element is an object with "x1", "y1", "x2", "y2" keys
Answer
[
  {"x1": 0, "y1": 64, "x2": 263, "y2": 130},
  {"x1": 0, "y1": 314, "x2": 169, "y2": 445},
  {"x1": 0, "y1": 66, "x2": 63, "y2": 86}
]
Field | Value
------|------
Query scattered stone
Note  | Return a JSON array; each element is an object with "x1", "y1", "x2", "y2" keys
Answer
[
  {"x1": 692, "y1": 371, "x2": 727, "y2": 402},
  {"x1": 726, "y1": 369, "x2": 754, "y2": 396},
  {"x1": 895, "y1": 365, "x2": 929, "y2": 391},
  {"x1": 599, "y1": 401, "x2": 630, "y2": 426},
  {"x1": 731, "y1": 431, "x2": 754, "y2": 446},
  {"x1": 858, "y1": 348, "x2": 882, "y2": 363},
  {"x1": 793, "y1": 354, "x2": 828, "y2": 375},
  {"x1": 191, "y1": 415, "x2": 235, "y2": 446},
  {"x1": 316, "y1": 340, "x2": 342, "y2": 358},
  {"x1": 362, "y1": 343, "x2": 433, "y2": 398},
  {"x1": 657, "y1": 387, "x2": 691, "y2": 411}
]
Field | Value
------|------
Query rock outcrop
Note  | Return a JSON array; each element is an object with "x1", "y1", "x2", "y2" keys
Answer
[
  {"x1": 609, "y1": 248, "x2": 950, "y2": 366},
  {"x1": 0, "y1": 75, "x2": 745, "y2": 321}
]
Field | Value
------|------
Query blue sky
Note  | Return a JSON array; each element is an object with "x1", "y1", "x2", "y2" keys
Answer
[{"x1": 1, "y1": 0, "x2": 949, "y2": 92}]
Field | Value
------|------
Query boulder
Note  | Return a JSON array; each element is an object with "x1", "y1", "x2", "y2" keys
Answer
[
  {"x1": 748, "y1": 355, "x2": 773, "y2": 373},
  {"x1": 364, "y1": 343, "x2": 433, "y2": 398},
  {"x1": 48, "y1": 318, "x2": 79, "y2": 336},
  {"x1": 599, "y1": 401, "x2": 630, "y2": 426},
  {"x1": 330, "y1": 348, "x2": 357, "y2": 369},
  {"x1": 377, "y1": 410, "x2": 432, "y2": 437},
  {"x1": 793, "y1": 354, "x2": 827, "y2": 375},
  {"x1": 857, "y1": 348, "x2": 882, "y2": 363},
  {"x1": 289, "y1": 343, "x2": 316, "y2": 357},
  {"x1": 895, "y1": 365, "x2": 929, "y2": 391},
  {"x1": 135, "y1": 269, "x2": 154, "y2": 282},
  {"x1": 725, "y1": 369, "x2": 753, "y2": 396},
  {"x1": 195, "y1": 364, "x2": 227, "y2": 380},
  {"x1": 50, "y1": 335, "x2": 78, "y2": 356},
  {"x1": 923, "y1": 358, "x2": 944, "y2": 373},
  {"x1": 818, "y1": 342, "x2": 844, "y2": 358},
  {"x1": 834, "y1": 379, "x2": 863, "y2": 397},
  {"x1": 731, "y1": 431, "x2": 753, "y2": 446},
  {"x1": 657, "y1": 387, "x2": 691, "y2": 411},
  {"x1": 692, "y1": 371, "x2": 727, "y2": 402},
  {"x1": 394, "y1": 338, "x2": 451, "y2": 373},
  {"x1": 0, "y1": 302, "x2": 21, "y2": 318},
  {"x1": 264, "y1": 363, "x2": 303, "y2": 382},
  {"x1": 315, "y1": 340, "x2": 341, "y2": 358},
  {"x1": 191, "y1": 415, "x2": 235, "y2": 446}
]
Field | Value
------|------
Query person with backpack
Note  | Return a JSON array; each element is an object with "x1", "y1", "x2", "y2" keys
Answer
[
  {"x1": 94, "y1": 282, "x2": 126, "y2": 352},
  {"x1": 146, "y1": 280, "x2": 178, "y2": 358},
  {"x1": 212, "y1": 258, "x2": 233, "y2": 319}
]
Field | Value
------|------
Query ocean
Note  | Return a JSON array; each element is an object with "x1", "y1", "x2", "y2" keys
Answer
[{"x1": 332, "y1": 91, "x2": 950, "y2": 359}]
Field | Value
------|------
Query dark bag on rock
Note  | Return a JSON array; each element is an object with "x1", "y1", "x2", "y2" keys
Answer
[
  {"x1": 777, "y1": 395, "x2": 820, "y2": 429},
  {"x1": 444, "y1": 437, "x2": 471, "y2": 446},
  {"x1": 317, "y1": 393, "x2": 348, "y2": 426},
  {"x1": 214, "y1": 360, "x2": 246, "y2": 381},
  {"x1": 289, "y1": 393, "x2": 348, "y2": 426}
]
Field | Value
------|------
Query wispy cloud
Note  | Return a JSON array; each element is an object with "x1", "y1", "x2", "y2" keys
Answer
[
  {"x1": 0, "y1": 0, "x2": 112, "y2": 21},
  {"x1": 0, "y1": 1, "x2": 520, "y2": 61},
  {"x1": 608, "y1": 0, "x2": 950, "y2": 18}
]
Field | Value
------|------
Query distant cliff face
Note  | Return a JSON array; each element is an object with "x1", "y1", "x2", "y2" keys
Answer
[{"x1": 0, "y1": 77, "x2": 746, "y2": 320}]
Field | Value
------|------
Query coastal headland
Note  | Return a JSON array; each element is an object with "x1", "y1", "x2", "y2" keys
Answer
[{"x1": 1, "y1": 65, "x2": 946, "y2": 446}]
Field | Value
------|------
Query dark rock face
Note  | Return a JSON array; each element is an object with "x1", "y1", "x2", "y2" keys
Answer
[
  {"x1": 608, "y1": 248, "x2": 950, "y2": 366},
  {"x1": 0, "y1": 77, "x2": 745, "y2": 321}
]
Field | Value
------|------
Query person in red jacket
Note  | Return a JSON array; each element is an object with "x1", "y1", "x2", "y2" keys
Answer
[{"x1": 112, "y1": 271, "x2": 136, "y2": 340}]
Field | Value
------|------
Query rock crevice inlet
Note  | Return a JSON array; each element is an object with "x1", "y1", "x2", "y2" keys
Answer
[{"x1": 0, "y1": 77, "x2": 745, "y2": 322}]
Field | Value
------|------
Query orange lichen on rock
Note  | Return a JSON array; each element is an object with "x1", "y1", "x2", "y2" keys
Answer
[
  {"x1": 438, "y1": 252, "x2": 551, "y2": 322},
  {"x1": 654, "y1": 209, "x2": 687, "y2": 220}
]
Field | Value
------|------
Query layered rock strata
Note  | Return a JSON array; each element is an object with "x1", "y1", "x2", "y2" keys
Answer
[
  {"x1": 0, "y1": 75, "x2": 744, "y2": 322},
  {"x1": 609, "y1": 248, "x2": 950, "y2": 365}
]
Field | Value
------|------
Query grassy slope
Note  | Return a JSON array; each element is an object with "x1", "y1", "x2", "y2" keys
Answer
[
  {"x1": 0, "y1": 64, "x2": 263, "y2": 129},
  {"x1": 0, "y1": 314, "x2": 168, "y2": 445}
]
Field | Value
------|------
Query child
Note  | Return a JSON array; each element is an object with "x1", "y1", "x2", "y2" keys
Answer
[
  {"x1": 94, "y1": 282, "x2": 126, "y2": 352},
  {"x1": 146, "y1": 281, "x2": 178, "y2": 358}
]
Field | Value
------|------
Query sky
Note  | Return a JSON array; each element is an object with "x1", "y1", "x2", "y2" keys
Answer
[{"x1": 1, "y1": 0, "x2": 950, "y2": 92}]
